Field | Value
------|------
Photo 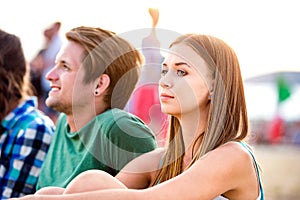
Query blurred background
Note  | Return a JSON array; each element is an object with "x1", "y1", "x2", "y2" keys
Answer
[{"x1": 1, "y1": 0, "x2": 299, "y2": 199}]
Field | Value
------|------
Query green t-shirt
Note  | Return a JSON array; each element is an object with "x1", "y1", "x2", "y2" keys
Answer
[{"x1": 36, "y1": 108, "x2": 157, "y2": 189}]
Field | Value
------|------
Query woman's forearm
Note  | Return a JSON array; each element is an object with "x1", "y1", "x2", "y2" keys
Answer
[
  {"x1": 62, "y1": 189, "x2": 142, "y2": 200},
  {"x1": 10, "y1": 189, "x2": 143, "y2": 200}
]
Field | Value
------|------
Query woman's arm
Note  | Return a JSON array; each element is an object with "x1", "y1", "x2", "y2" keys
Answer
[
  {"x1": 11, "y1": 142, "x2": 258, "y2": 200},
  {"x1": 59, "y1": 148, "x2": 165, "y2": 195},
  {"x1": 116, "y1": 148, "x2": 165, "y2": 189}
]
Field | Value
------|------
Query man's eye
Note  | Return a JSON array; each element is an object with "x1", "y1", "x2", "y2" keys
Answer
[
  {"x1": 63, "y1": 65, "x2": 70, "y2": 71},
  {"x1": 177, "y1": 70, "x2": 187, "y2": 76},
  {"x1": 161, "y1": 69, "x2": 168, "y2": 76}
]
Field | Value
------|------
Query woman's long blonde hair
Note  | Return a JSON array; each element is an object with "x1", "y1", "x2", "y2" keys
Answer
[{"x1": 150, "y1": 34, "x2": 249, "y2": 185}]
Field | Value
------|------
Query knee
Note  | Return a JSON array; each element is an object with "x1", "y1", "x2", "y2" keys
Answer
[
  {"x1": 74, "y1": 170, "x2": 115, "y2": 186},
  {"x1": 36, "y1": 187, "x2": 65, "y2": 195},
  {"x1": 64, "y1": 170, "x2": 126, "y2": 194}
]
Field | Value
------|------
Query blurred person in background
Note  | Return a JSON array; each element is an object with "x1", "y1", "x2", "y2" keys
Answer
[
  {"x1": 30, "y1": 22, "x2": 63, "y2": 123},
  {"x1": 0, "y1": 29, "x2": 54, "y2": 199},
  {"x1": 128, "y1": 8, "x2": 167, "y2": 147}
]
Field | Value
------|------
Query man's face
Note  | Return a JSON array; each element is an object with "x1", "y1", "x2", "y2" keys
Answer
[{"x1": 45, "y1": 41, "x2": 95, "y2": 115}]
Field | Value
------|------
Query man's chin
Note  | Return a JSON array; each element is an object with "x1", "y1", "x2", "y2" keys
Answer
[{"x1": 45, "y1": 99, "x2": 60, "y2": 112}]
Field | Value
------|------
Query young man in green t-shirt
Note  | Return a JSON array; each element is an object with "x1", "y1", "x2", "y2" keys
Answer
[{"x1": 36, "y1": 26, "x2": 157, "y2": 191}]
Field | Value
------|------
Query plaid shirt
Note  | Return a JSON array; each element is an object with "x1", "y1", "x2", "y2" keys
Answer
[{"x1": 0, "y1": 97, "x2": 54, "y2": 199}]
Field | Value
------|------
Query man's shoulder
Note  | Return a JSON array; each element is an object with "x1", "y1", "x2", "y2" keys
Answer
[
  {"x1": 98, "y1": 108, "x2": 145, "y2": 125},
  {"x1": 98, "y1": 108, "x2": 154, "y2": 138}
]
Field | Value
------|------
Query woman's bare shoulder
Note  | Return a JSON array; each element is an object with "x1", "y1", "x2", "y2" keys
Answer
[
  {"x1": 202, "y1": 141, "x2": 252, "y2": 160},
  {"x1": 195, "y1": 141, "x2": 254, "y2": 179}
]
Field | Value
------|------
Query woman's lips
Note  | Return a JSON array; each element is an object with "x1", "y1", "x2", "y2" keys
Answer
[{"x1": 160, "y1": 93, "x2": 174, "y2": 101}]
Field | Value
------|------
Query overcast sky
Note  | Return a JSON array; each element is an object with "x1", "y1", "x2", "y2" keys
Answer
[{"x1": 1, "y1": 0, "x2": 300, "y2": 79}]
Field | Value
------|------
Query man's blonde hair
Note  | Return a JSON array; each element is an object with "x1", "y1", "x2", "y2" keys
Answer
[{"x1": 66, "y1": 26, "x2": 143, "y2": 109}]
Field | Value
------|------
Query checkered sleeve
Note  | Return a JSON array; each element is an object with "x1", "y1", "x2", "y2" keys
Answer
[{"x1": 1, "y1": 119, "x2": 53, "y2": 198}]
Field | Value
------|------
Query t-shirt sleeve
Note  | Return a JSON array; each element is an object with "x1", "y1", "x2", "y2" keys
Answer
[{"x1": 105, "y1": 116, "x2": 157, "y2": 172}]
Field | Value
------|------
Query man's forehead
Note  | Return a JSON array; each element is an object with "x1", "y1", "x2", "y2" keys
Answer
[{"x1": 56, "y1": 41, "x2": 84, "y2": 68}]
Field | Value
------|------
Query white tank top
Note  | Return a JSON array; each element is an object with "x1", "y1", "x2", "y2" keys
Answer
[{"x1": 214, "y1": 142, "x2": 264, "y2": 200}]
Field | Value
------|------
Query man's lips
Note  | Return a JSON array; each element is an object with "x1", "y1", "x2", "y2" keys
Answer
[{"x1": 49, "y1": 85, "x2": 61, "y2": 92}]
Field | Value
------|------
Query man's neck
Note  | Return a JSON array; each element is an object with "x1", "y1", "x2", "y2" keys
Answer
[{"x1": 66, "y1": 106, "x2": 108, "y2": 132}]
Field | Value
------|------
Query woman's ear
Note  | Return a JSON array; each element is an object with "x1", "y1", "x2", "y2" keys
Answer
[
  {"x1": 209, "y1": 79, "x2": 215, "y2": 100},
  {"x1": 94, "y1": 74, "x2": 110, "y2": 96}
]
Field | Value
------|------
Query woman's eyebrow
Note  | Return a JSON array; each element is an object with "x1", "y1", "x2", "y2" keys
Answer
[
  {"x1": 162, "y1": 62, "x2": 191, "y2": 68},
  {"x1": 175, "y1": 62, "x2": 191, "y2": 68}
]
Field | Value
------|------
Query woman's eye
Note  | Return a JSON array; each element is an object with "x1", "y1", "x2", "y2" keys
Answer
[
  {"x1": 161, "y1": 69, "x2": 168, "y2": 76},
  {"x1": 177, "y1": 70, "x2": 187, "y2": 76}
]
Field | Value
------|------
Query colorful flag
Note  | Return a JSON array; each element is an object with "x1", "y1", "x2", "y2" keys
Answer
[{"x1": 277, "y1": 75, "x2": 291, "y2": 104}]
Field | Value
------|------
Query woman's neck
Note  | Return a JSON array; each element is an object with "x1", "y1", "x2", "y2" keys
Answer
[{"x1": 177, "y1": 108, "x2": 209, "y2": 163}]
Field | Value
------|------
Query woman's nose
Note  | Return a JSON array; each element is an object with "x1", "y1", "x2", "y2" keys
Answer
[{"x1": 159, "y1": 75, "x2": 173, "y2": 88}]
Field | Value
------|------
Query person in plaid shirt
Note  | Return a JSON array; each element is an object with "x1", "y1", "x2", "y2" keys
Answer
[{"x1": 0, "y1": 29, "x2": 54, "y2": 199}]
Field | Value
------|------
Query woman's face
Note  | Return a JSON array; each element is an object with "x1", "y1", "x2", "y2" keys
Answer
[{"x1": 159, "y1": 43, "x2": 212, "y2": 118}]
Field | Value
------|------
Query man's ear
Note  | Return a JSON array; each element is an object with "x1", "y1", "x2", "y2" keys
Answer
[{"x1": 94, "y1": 74, "x2": 110, "y2": 96}]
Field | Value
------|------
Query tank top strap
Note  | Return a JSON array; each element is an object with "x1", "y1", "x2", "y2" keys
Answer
[{"x1": 238, "y1": 141, "x2": 264, "y2": 200}]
